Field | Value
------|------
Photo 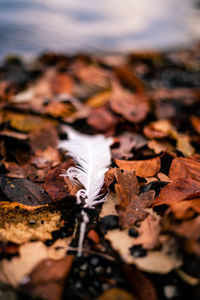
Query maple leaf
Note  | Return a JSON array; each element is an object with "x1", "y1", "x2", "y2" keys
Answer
[{"x1": 115, "y1": 169, "x2": 155, "y2": 227}]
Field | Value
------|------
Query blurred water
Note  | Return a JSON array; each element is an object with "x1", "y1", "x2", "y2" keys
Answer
[{"x1": 0, "y1": 0, "x2": 199, "y2": 58}]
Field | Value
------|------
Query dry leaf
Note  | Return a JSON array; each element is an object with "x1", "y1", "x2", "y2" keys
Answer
[
  {"x1": 0, "y1": 238, "x2": 71, "y2": 286},
  {"x1": 86, "y1": 90, "x2": 111, "y2": 108},
  {"x1": 153, "y1": 179, "x2": 200, "y2": 218},
  {"x1": 44, "y1": 160, "x2": 75, "y2": 202},
  {"x1": 0, "y1": 202, "x2": 63, "y2": 244},
  {"x1": 87, "y1": 106, "x2": 118, "y2": 132},
  {"x1": 115, "y1": 157, "x2": 161, "y2": 178},
  {"x1": 169, "y1": 156, "x2": 200, "y2": 182},
  {"x1": 191, "y1": 115, "x2": 200, "y2": 134},
  {"x1": 95, "y1": 288, "x2": 137, "y2": 300},
  {"x1": 130, "y1": 211, "x2": 161, "y2": 250},
  {"x1": 115, "y1": 169, "x2": 155, "y2": 227},
  {"x1": 112, "y1": 132, "x2": 147, "y2": 159},
  {"x1": 106, "y1": 230, "x2": 182, "y2": 273},
  {"x1": 147, "y1": 139, "x2": 175, "y2": 156}
]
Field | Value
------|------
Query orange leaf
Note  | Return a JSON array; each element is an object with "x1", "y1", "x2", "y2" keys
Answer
[
  {"x1": 169, "y1": 156, "x2": 200, "y2": 182},
  {"x1": 115, "y1": 157, "x2": 161, "y2": 178}
]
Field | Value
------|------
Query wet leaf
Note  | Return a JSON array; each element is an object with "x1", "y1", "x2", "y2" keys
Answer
[
  {"x1": 0, "y1": 175, "x2": 51, "y2": 206},
  {"x1": 115, "y1": 157, "x2": 161, "y2": 178}
]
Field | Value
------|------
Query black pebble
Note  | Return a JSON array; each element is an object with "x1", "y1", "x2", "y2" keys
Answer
[
  {"x1": 128, "y1": 227, "x2": 139, "y2": 237},
  {"x1": 130, "y1": 245, "x2": 147, "y2": 257},
  {"x1": 101, "y1": 215, "x2": 119, "y2": 230}
]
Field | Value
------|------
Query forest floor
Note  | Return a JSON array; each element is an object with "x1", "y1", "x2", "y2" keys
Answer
[{"x1": 0, "y1": 43, "x2": 200, "y2": 300}]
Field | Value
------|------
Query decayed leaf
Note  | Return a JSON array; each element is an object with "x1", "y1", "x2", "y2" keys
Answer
[
  {"x1": 0, "y1": 238, "x2": 71, "y2": 286},
  {"x1": 95, "y1": 288, "x2": 137, "y2": 300},
  {"x1": 0, "y1": 175, "x2": 51, "y2": 206},
  {"x1": 115, "y1": 169, "x2": 155, "y2": 227},
  {"x1": 112, "y1": 132, "x2": 147, "y2": 159},
  {"x1": 106, "y1": 230, "x2": 182, "y2": 273},
  {"x1": 169, "y1": 156, "x2": 200, "y2": 182},
  {"x1": 44, "y1": 160, "x2": 76, "y2": 201},
  {"x1": 115, "y1": 157, "x2": 161, "y2": 178},
  {"x1": 0, "y1": 202, "x2": 63, "y2": 244}
]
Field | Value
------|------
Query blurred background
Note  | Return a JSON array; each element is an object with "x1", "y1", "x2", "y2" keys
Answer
[{"x1": 0, "y1": 0, "x2": 200, "y2": 59}]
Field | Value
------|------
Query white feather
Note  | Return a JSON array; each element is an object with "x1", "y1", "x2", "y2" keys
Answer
[{"x1": 59, "y1": 126, "x2": 113, "y2": 255}]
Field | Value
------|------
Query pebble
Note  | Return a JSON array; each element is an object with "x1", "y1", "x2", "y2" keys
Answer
[
  {"x1": 101, "y1": 215, "x2": 119, "y2": 230},
  {"x1": 128, "y1": 227, "x2": 139, "y2": 237}
]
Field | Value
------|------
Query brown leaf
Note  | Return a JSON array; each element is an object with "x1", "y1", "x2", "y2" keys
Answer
[
  {"x1": 131, "y1": 212, "x2": 161, "y2": 250},
  {"x1": 121, "y1": 265, "x2": 158, "y2": 300},
  {"x1": 27, "y1": 255, "x2": 74, "y2": 285},
  {"x1": 31, "y1": 147, "x2": 61, "y2": 169},
  {"x1": 50, "y1": 73, "x2": 73, "y2": 95},
  {"x1": 112, "y1": 132, "x2": 147, "y2": 159},
  {"x1": 29, "y1": 126, "x2": 58, "y2": 152},
  {"x1": 110, "y1": 91, "x2": 149, "y2": 123},
  {"x1": 44, "y1": 160, "x2": 75, "y2": 202},
  {"x1": 147, "y1": 139, "x2": 175, "y2": 156},
  {"x1": 153, "y1": 179, "x2": 200, "y2": 206},
  {"x1": 115, "y1": 66, "x2": 145, "y2": 94},
  {"x1": 0, "y1": 238, "x2": 71, "y2": 286},
  {"x1": 86, "y1": 90, "x2": 111, "y2": 108},
  {"x1": 3, "y1": 111, "x2": 58, "y2": 133},
  {"x1": 0, "y1": 175, "x2": 51, "y2": 206},
  {"x1": 115, "y1": 157, "x2": 161, "y2": 178},
  {"x1": 95, "y1": 288, "x2": 137, "y2": 300},
  {"x1": 169, "y1": 216, "x2": 200, "y2": 239},
  {"x1": 153, "y1": 179, "x2": 200, "y2": 218},
  {"x1": 176, "y1": 134, "x2": 195, "y2": 157},
  {"x1": 144, "y1": 120, "x2": 176, "y2": 139},
  {"x1": 87, "y1": 106, "x2": 118, "y2": 132},
  {"x1": 169, "y1": 156, "x2": 200, "y2": 182},
  {"x1": 191, "y1": 115, "x2": 200, "y2": 134},
  {"x1": 106, "y1": 230, "x2": 182, "y2": 273},
  {"x1": 0, "y1": 202, "x2": 63, "y2": 244},
  {"x1": 115, "y1": 169, "x2": 155, "y2": 227}
]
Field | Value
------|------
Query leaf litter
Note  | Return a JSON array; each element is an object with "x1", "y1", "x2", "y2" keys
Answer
[{"x1": 0, "y1": 43, "x2": 200, "y2": 300}]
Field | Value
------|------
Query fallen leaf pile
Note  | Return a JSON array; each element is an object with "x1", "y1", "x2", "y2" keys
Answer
[{"x1": 0, "y1": 44, "x2": 200, "y2": 300}]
